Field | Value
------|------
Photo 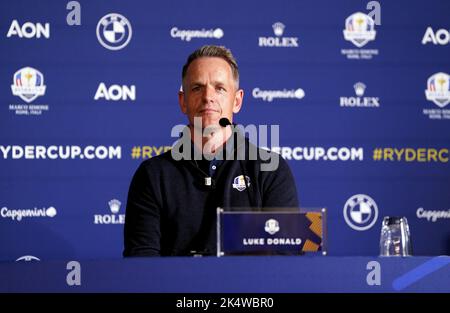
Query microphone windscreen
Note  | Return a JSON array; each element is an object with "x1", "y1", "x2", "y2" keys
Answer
[{"x1": 219, "y1": 117, "x2": 231, "y2": 127}]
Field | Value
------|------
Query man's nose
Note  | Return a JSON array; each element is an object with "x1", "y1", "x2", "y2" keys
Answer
[{"x1": 202, "y1": 85, "x2": 215, "y2": 102}]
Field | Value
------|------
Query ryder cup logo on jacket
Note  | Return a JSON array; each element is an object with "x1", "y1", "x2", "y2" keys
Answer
[
  {"x1": 264, "y1": 219, "x2": 280, "y2": 235},
  {"x1": 232, "y1": 175, "x2": 251, "y2": 191},
  {"x1": 96, "y1": 13, "x2": 132, "y2": 50},
  {"x1": 343, "y1": 12, "x2": 376, "y2": 48},
  {"x1": 425, "y1": 72, "x2": 450, "y2": 108},
  {"x1": 11, "y1": 67, "x2": 46, "y2": 103}
]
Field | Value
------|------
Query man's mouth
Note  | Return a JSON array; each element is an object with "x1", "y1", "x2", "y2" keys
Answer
[{"x1": 199, "y1": 108, "x2": 220, "y2": 114}]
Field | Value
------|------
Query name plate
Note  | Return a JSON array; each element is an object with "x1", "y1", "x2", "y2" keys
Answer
[{"x1": 217, "y1": 208, "x2": 326, "y2": 257}]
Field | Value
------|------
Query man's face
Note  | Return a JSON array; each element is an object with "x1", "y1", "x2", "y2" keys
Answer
[{"x1": 178, "y1": 57, "x2": 243, "y2": 129}]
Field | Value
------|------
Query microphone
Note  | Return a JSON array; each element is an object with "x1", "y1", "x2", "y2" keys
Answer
[{"x1": 219, "y1": 117, "x2": 232, "y2": 127}]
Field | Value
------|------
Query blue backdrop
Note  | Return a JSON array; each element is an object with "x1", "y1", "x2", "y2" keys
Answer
[{"x1": 1, "y1": 0, "x2": 449, "y2": 261}]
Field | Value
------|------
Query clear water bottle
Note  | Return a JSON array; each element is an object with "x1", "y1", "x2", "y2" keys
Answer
[{"x1": 379, "y1": 216, "x2": 412, "y2": 256}]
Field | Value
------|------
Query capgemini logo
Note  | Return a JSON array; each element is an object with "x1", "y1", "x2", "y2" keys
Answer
[
  {"x1": 213, "y1": 28, "x2": 224, "y2": 39},
  {"x1": 170, "y1": 27, "x2": 224, "y2": 41},
  {"x1": 46, "y1": 206, "x2": 57, "y2": 217},
  {"x1": 252, "y1": 88, "x2": 305, "y2": 102},
  {"x1": 1, "y1": 206, "x2": 57, "y2": 221},
  {"x1": 264, "y1": 219, "x2": 280, "y2": 235}
]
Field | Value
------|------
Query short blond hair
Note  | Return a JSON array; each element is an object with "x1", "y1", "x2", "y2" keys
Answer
[{"x1": 182, "y1": 45, "x2": 239, "y2": 88}]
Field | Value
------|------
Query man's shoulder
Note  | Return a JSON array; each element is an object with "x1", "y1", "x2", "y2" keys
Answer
[
  {"x1": 245, "y1": 140, "x2": 288, "y2": 167},
  {"x1": 138, "y1": 150, "x2": 177, "y2": 172}
]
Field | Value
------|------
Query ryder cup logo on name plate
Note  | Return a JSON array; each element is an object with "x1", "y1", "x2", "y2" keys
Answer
[
  {"x1": 425, "y1": 72, "x2": 450, "y2": 108},
  {"x1": 15, "y1": 255, "x2": 41, "y2": 262},
  {"x1": 264, "y1": 219, "x2": 280, "y2": 235},
  {"x1": 343, "y1": 12, "x2": 376, "y2": 48},
  {"x1": 343, "y1": 194, "x2": 378, "y2": 231},
  {"x1": 232, "y1": 175, "x2": 250, "y2": 192},
  {"x1": 11, "y1": 67, "x2": 46, "y2": 103},
  {"x1": 96, "y1": 13, "x2": 132, "y2": 50}
]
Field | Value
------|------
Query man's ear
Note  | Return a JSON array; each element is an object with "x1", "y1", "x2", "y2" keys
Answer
[
  {"x1": 178, "y1": 91, "x2": 187, "y2": 114},
  {"x1": 233, "y1": 89, "x2": 244, "y2": 113}
]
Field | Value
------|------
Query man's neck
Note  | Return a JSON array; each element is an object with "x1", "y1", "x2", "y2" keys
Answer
[{"x1": 189, "y1": 124, "x2": 232, "y2": 156}]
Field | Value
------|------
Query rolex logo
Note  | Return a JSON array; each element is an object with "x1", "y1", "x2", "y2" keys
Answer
[
  {"x1": 259, "y1": 22, "x2": 298, "y2": 48},
  {"x1": 94, "y1": 199, "x2": 125, "y2": 224},
  {"x1": 354, "y1": 82, "x2": 366, "y2": 97},
  {"x1": 272, "y1": 22, "x2": 285, "y2": 36},
  {"x1": 108, "y1": 199, "x2": 121, "y2": 214}
]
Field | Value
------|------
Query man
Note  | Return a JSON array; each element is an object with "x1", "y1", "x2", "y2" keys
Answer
[{"x1": 123, "y1": 45, "x2": 298, "y2": 257}]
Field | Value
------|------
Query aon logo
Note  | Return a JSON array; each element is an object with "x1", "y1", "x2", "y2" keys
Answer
[
  {"x1": 94, "y1": 83, "x2": 136, "y2": 101},
  {"x1": 422, "y1": 27, "x2": 449, "y2": 45},
  {"x1": 7, "y1": 20, "x2": 50, "y2": 39}
]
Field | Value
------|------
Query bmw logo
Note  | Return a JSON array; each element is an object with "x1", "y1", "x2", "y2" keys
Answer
[
  {"x1": 96, "y1": 13, "x2": 132, "y2": 51},
  {"x1": 343, "y1": 194, "x2": 378, "y2": 231}
]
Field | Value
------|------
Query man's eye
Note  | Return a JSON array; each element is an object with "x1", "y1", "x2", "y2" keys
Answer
[
  {"x1": 217, "y1": 86, "x2": 226, "y2": 92},
  {"x1": 192, "y1": 86, "x2": 201, "y2": 91}
]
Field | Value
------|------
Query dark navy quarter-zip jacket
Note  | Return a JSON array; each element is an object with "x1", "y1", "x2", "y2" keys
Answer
[{"x1": 123, "y1": 138, "x2": 299, "y2": 257}]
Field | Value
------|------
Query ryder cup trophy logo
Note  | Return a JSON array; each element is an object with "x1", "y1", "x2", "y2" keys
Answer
[
  {"x1": 11, "y1": 67, "x2": 46, "y2": 103},
  {"x1": 425, "y1": 72, "x2": 450, "y2": 108},
  {"x1": 96, "y1": 13, "x2": 132, "y2": 50},
  {"x1": 232, "y1": 175, "x2": 251, "y2": 192},
  {"x1": 343, "y1": 12, "x2": 376, "y2": 48},
  {"x1": 264, "y1": 219, "x2": 280, "y2": 235}
]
